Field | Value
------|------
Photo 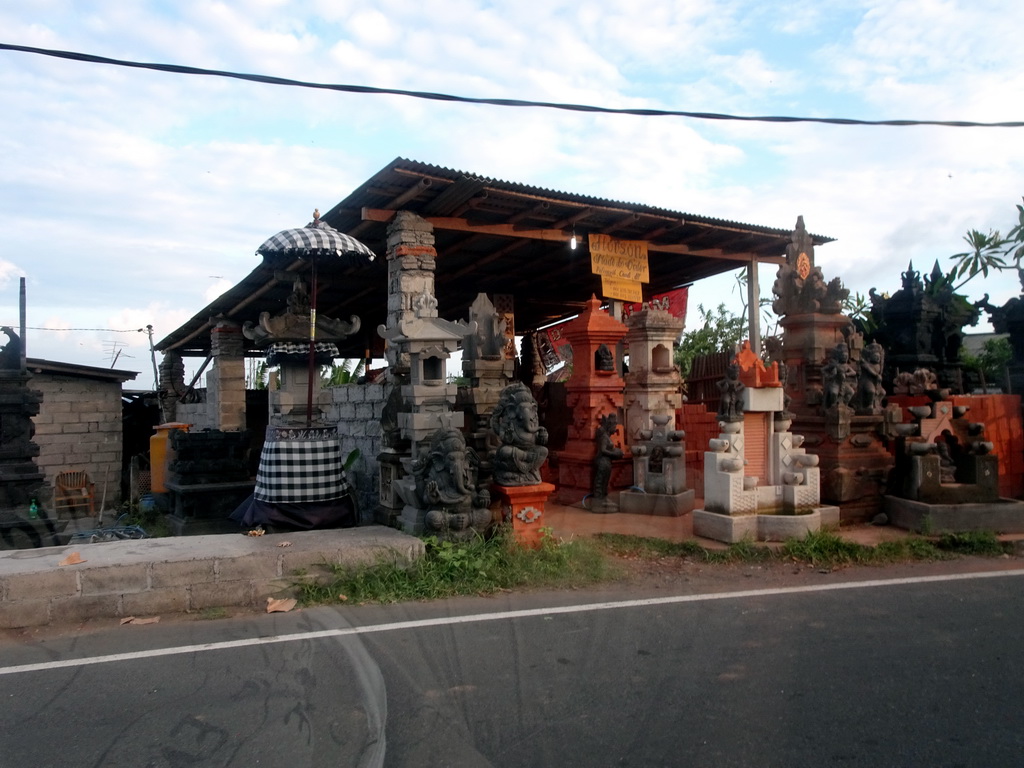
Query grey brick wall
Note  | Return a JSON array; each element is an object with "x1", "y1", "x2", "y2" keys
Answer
[
  {"x1": 323, "y1": 382, "x2": 390, "y2": 522},
  {"x1": 32, "y1": 374, "x2": 125, "y2": 510},
  {"x1": 176, "y1": 396, "x2": 215, "y2": 431}
]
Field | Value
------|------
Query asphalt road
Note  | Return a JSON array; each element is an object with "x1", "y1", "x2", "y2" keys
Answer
[{"x1": 2, "y1": 565, "x2": 1024, "y2": 767}]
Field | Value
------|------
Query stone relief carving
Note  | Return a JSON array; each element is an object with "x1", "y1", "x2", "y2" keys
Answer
[{"x1": 771, "y1": 216, "x2": 849, "y2": 316}]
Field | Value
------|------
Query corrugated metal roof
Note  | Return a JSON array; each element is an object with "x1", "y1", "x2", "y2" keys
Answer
[
  {"x1": 27, "y1": 358, "x2": 139, "y2": 382},
  {"x1": 157, "y1": 157, "x2": 833, "y2": 359}
]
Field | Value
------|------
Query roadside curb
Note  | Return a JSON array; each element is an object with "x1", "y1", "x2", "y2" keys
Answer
[{"x1": 0, "y1": 525, "x2": 424, "y2": 629}]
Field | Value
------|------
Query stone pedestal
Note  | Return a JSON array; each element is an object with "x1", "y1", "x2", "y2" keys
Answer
[
  {"x1": 493, "y1": 482, "x2": 556, "y2": 549},
  {"x1": 883, "y1": 495, "x2": 1024, "y2": 534},
  {"x1": 554, "y1": 296, "x2": 631, "y2": 505},
  {"x1": 621, "y1": 413, "x2": 694, "y2": 517},
  {"x1": 619, "y1": 488, "x2": 695, "y2": 516}
]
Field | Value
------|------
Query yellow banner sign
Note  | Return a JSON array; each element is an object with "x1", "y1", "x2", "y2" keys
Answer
[
  {"x1": 601, "y1": 275, "x2": 643, "y2": 303},
  {"x1": 589, "y1": 234, "x2": 649, "y2": 283}
]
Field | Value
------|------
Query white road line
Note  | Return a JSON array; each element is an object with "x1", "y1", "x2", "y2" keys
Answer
[{"x1": 2, "y1": 568, "x2": 1022, "y2": 677}]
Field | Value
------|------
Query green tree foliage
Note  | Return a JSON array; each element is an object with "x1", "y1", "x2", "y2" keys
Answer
[
  {"x1": 673, "y1": 303, "x2": 745, "y2": 377},
  {"x1": 321, "y1": 358, "x2": 365, "y2": 386},
  {"x1": 950, "y1": 197, "x2": 1024, "y2": 291},
  {"x1": 247, "y1": 360, "x2": 268, "y2": 390},
  {"x1": 961, "y1": 337, "x2": 1012, "y2": 390}
]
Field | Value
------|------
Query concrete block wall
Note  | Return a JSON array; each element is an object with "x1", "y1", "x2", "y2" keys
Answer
[
  {"x1": 322, "y1": 382, "x2": 391, "y2": 522},
  {"x1": 176, "y1": 395, "x2": 215, "y2": 431},
  {"x1": 32, "y1": 374, "x2": 124, "y2": 510}
]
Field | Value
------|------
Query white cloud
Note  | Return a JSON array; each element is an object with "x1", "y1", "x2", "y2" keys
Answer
[{"x1": 1, "y1": 0, "x2": 1022, "y2": 367}]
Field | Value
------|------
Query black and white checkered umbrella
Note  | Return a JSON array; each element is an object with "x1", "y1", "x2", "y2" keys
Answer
[
  {"x1": 255, "y1": 210, "x2": 373, "y2": 426},
  {"x1": 257, "y1": 210, "x2": 375, "y2": 263}
]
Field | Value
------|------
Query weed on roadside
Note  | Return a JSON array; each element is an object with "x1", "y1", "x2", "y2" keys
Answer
[
  {"x1": 598, "y1": 528, "x2": 1010, "y2": 570},
  {"x1": 298, "y1": 526, "x2": 610, "y2": 605},
  {"x1": 298, "y1": 526, "x2": 1012, "y2": 607},
  {"x1": 935, "y1": 530, "x2": 1007, "y2": 556}
]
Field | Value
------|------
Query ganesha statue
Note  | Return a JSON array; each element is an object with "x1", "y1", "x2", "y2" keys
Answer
[
  {"x1": 412, "y1": 427, "x2": 492, "y2": 540},
  {"x1": 490, "y1": 382, "x2": 549, "y2": 486}
]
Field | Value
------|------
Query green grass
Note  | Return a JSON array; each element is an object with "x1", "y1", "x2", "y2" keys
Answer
[
  {"x1": 598, "y1": 529, "x2": 1010, "y2": 569},
  {"x1": 297, "y1": 527, "x2": 1012, "y2": 607},
  {"x1": 298, "y1": 527, "x2": 611, "y2": 605},
  {"x1": 934, "y1": 530, "x2": 1007, "y2": 556}
]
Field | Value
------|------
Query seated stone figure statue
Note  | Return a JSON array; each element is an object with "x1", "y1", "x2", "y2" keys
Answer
[
  {"x1": 413, "y1": 427, "x2": 491, "y2": 540},
  {"x1": 490, "y1": 382, "x2": 549, "y2": 486}
]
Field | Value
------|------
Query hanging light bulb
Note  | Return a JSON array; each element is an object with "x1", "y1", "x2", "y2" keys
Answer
[{"x1": 570, "y1": 226, "x2": 577, "y2": 250}]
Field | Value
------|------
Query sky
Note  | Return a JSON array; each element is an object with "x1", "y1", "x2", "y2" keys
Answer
[{"x1": 2, "y1": 0, "x2": 1023, "y2": 388}]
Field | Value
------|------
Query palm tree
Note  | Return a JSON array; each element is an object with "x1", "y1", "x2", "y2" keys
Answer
[
  {"x1": 321, "y1": 358, "x2": 365, "y2": 386},
  {"x1": 950, "y1": 229, "x2": 1009, "y2": 291}
]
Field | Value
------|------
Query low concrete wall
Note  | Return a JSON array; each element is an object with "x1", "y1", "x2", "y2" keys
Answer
[{"x1": 0, "y1": 526, "x2": 424, "y2": 629}]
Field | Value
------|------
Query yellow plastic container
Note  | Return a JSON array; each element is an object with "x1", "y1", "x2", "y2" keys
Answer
[{"x1": 150, "y1": 422, "x2": 191, "y2": 493}]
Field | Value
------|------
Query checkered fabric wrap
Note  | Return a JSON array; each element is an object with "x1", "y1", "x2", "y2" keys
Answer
[
  {"x1": 257, "y1": 223, "x2": 376, "y2": 260},
  {"x1": 265, "y1": 342, "x2": 339, "y2": 366},
  {"x1": 254, "y1": 426, "x2": 352, "y2": 503}
]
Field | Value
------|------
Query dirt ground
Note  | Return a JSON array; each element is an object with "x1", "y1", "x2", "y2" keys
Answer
[{"x1": 605, "y1": 549, "x2": 1024, "y2": 595}]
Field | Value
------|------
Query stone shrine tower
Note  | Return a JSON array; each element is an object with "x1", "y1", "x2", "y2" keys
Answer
[
  {"x1": 554, "y1": 296, "x2": 631, "y2": 506},
  {"x1": 622, "y1": 304, "x2": 684, "y2": 445},
  {"x1": 773, "y1": 217, "x2": 899, "y2": 522}
]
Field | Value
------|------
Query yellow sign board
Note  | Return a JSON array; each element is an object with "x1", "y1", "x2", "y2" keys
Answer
[
  {"x1": 589, "y1": 234, "x2": 649, "y2": 283},
  {"x1": 601, "y1": 275, "x2": 643, "y2": 303}
]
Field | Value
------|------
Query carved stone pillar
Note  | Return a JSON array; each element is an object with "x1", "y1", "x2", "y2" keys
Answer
[{"x1": 384, "y1": 211, "x2": 436, "y2": 375}]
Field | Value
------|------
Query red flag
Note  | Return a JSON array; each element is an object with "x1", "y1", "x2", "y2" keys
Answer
[{"x1": 622, "y1": 286, "x2": 689, "y2": 328}]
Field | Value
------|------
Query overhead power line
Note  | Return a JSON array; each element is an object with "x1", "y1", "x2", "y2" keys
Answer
[
  {"x1": 5, "y1": 325, "x2": 147, "y2": 333},
  {"x1": 3, "y1": 42, "x2": 1022, "y2": 129}
]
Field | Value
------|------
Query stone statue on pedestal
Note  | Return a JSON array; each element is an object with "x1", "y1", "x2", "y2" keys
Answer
[
  {"x1": 717, "y1": 363, "x2": 745, "y2": 422},
  {"x1": 592, "y1": 413, "x2": 623, "y2": 502},
  {"x1": 490, "y1": 383, "x2": 548, "y2": 486}
]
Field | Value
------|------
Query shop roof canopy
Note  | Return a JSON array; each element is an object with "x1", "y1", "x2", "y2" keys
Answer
[{"x1": 156, "y1": 157, "x2": 833, "y2": 359}]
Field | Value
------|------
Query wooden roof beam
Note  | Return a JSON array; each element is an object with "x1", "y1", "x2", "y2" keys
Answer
[
  {"x1": 362, "y1": 208, "x2": 575, "y2": 244},
  {"x1": 449, "y1": 238, "x2": 530, "y2": 279}
]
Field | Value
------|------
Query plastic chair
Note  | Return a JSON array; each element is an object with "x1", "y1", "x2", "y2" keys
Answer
[{"x1": 53, "y1": 470, "x2": 96, "y2": 516}]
